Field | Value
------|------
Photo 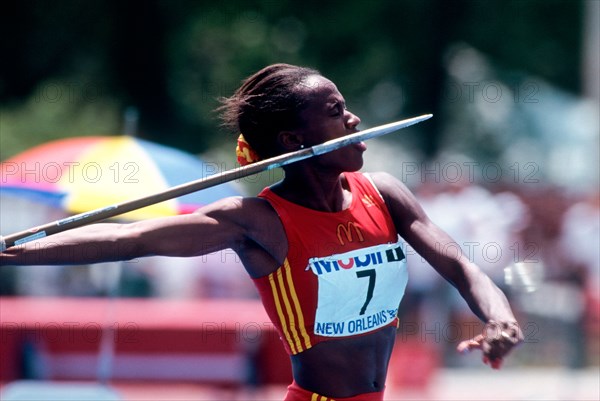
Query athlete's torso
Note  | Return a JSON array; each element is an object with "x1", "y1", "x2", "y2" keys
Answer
[{"x1": 251, "y1": 172, "x2": 409, "y2": 396}]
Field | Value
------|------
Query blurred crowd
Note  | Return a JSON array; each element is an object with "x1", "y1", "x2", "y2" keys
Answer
[{"x1": 403, "y1": 178, "x2": 599, "y2": 369}]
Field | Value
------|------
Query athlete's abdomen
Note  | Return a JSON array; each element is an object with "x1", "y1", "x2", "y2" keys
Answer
[{"x1": 290, "y1": 326, "x2": 396, "y2": 397}]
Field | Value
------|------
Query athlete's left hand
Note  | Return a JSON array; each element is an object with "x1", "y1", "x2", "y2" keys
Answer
[{"x1": 457, "y1": 320, "x2": 523, "y2": 369}]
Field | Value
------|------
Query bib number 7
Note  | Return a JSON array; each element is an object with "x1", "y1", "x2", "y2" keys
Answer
[
  {"x1": 356, "y1": 269, "x2": 376, "y2": 315},
  {"x1": 309, "y1": 240, "x2": 408, "y2": 338}
]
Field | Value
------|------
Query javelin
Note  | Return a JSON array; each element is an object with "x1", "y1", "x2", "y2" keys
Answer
[{"x1": 0, "y1": 114, "x2": 432, "y2": 251}]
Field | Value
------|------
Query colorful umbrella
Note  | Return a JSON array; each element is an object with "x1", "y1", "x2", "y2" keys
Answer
[{"x1": 0, "y1": 136, "x2": 242, "y2": 220}]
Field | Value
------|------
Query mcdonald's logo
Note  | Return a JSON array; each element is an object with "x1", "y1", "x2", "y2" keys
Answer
[{"x1": 336, "y1": 221, "x2": 364, "y2": 245}]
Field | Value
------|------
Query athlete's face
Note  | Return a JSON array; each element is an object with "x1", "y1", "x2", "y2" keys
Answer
[{"x1": 294, "y1": 75, "x2": 365, "y2": 172}]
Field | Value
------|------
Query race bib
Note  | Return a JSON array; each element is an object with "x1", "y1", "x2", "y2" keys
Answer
[{"x1": 307, "y1": 241, "x2": 408, "y2": 337}]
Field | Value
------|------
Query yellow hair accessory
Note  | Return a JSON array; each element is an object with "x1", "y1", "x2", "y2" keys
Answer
[{"x1": 236, "y1": 133, "x2": 260, "y2": 166}]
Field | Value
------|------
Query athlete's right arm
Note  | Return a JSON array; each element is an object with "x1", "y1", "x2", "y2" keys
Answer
[{"x1": 0, "y1": 196, "x2": 255, "y2": 266}]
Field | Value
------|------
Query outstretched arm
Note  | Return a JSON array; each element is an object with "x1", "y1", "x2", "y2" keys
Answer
[
  {"x1": 0, "y1": 197, "x2": 250, "y2": 266},
  {"x1": 372, "y1": 172, "x2": 523, "y2": 368}
]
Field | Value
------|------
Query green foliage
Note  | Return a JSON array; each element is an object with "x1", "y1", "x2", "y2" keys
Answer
[
  {"x1": 0, "y1": 80, "x2": 122, "y2": 160},
  {"x1": 0, "y1": 0, "x2": 584, "y2": 161}
]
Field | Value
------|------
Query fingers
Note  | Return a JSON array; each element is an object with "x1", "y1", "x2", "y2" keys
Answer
[
  {"x1": 458, "y1": 321, "x2": 523, "y2": 369},
  {"x1": 458, "y1": 335, "x2": 506, "y2": 369},
  {"x1": 456, "y1": 334, "x2": 484, "y2": 354},
  {"x1": 457, "y1": 334, "x2": 504, "y2": 369},
  {"x1": 483, "y1": 355, "x2": 504, "y2": 370}
]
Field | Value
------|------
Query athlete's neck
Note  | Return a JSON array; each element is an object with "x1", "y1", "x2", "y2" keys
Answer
[{"x1": 272, "y1": 168, "x2": 352, "y2": 212}]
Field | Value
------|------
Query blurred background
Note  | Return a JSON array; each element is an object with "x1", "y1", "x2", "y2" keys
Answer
[{"x1": 1, "y1": 0, "x2": 598, "y2": 400}]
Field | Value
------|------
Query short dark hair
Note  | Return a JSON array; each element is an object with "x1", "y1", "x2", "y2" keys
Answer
[{"x1": 218, "y1": 63, "x2": 320, "y2": 159}]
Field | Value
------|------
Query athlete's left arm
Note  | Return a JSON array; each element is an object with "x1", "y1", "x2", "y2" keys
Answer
[{"x1": 370, "y1": 171, "x2": 523, "y2": 368}]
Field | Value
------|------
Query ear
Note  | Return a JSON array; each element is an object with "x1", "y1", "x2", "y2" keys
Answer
[{"x1": 277, "y1": 130, "x2": 304, "y2": 151}]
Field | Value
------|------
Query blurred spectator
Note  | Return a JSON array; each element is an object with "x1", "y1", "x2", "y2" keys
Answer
[
  {"x1": 413, "y1": 174, "x2": 530, "y2": 283},
  {"x1": 558, "y1": 192, "x2": 600, "y2": 367},
  {"x1": 559, "y1": 192, "x2": 600, "y2": 298}
]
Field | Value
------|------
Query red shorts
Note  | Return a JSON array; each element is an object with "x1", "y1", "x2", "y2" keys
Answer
[{"x1": 284, "y1": 380, "x2": 385, "y2": 401}]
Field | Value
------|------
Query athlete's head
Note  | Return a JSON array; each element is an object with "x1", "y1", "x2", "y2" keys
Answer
[
  {"x1": 220, "y1": 63, "x2": 363, "y2": 172},
  {"x1": 219, "y1": 63, "x2": 321, "y2": 161}
]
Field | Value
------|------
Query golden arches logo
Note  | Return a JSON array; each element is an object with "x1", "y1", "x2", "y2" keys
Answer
[{"x1": 336, "y1": 222, "x2": 364, "y2": 245}]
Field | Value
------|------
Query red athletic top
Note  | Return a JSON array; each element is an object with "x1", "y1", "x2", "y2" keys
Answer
[{"x1": 253, "y1": 172, "x2": 409, "y2": 355}]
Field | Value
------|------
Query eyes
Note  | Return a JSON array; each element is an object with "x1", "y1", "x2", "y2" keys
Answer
[{"x1": 328, "y1": 101, "x2": 347, "y2": 117}]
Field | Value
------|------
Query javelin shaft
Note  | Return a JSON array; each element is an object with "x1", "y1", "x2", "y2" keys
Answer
[{"x1": 0, "y1": 114, "x2": 432, "y2": 251}]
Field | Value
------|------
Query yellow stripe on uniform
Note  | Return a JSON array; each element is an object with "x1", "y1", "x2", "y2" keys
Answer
[
  {"x1": 268, "y1": 271, "x2": 297, "y2": 354},
  {"x1": 283, "y1": 258, "x2": 312, "y2": 351},
  {"x1": 311, "y1": 395, "x2": 334, "y2": 401},
  {"x1": 276, "y1": 266, "x2": 303, "y2": 353}
]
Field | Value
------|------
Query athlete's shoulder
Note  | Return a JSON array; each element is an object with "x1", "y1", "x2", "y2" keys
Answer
[
  {"x1": 362, "y1": 171, "x2": 407, "y2": 195},
  {"x1": 366, "y1": 171, "x2": 425, "y2": 213}
]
